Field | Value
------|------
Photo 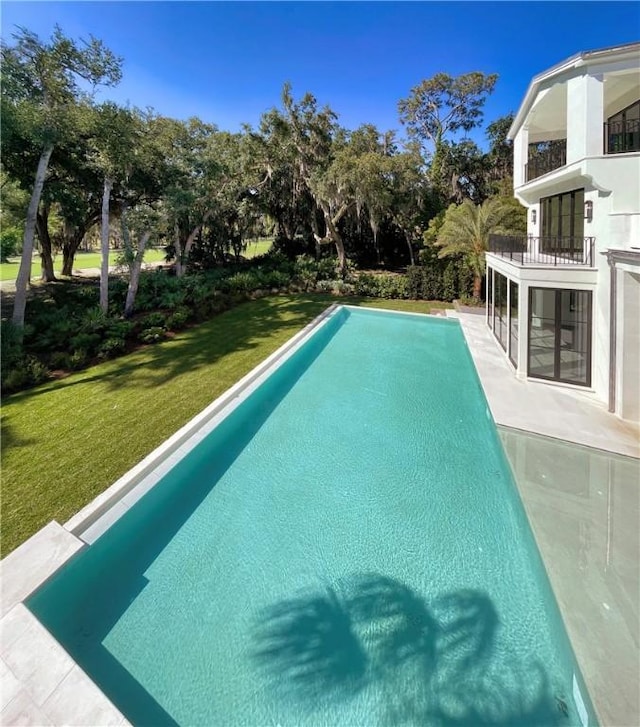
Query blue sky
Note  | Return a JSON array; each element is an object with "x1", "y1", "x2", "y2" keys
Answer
[{"x1": 2, "y1": 2, "x2": 639, "y2": 149}]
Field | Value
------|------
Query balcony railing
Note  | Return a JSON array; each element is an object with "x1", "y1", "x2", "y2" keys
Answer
[
  {"x1": 525, "y1": 140, "x2": 567, "y2": 182},
  {"x1": 488, "y1": 235, "x2": 595, "y2": 266},
  {"x1": 604, "y1": 118, "x2": 640, "y2": 154}
]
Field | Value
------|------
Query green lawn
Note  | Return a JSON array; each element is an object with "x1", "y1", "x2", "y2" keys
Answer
[
  {"x1": 243, "y1": 237, "x2": 273, "y2": 258},
  {"x1": 0, "y1": 249, "x2": 167, "y2": 282},
  {"x1": 0, "y1": 294, "x2": 441, "y2": 555}
]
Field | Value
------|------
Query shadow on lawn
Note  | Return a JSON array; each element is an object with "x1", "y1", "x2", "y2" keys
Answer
[
  {"x1": 0, "y1": 418, "x2": 36, "y2": 455},
  {"x1": 6, "y1": 295, "x2": 340, "y2": 402}
]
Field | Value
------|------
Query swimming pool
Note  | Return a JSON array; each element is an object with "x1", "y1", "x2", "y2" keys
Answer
[{"x1": 28, "y1": 306, "x2": 597, "y2": 726}]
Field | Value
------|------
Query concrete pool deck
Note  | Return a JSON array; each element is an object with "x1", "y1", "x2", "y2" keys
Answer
[
  {"x1": 452, "y1": 310, "x2": 639, "y2": 459},
  {"x1": 1, "y1": 305, "x2": 638, "y2": 726}
]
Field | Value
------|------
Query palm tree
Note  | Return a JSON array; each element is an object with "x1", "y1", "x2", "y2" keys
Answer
[{"x1": 435, "y1": 197, "x2": 517, "y2": 300}]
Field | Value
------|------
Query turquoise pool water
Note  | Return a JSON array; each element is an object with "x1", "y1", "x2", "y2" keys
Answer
[{"x1": 28, "y1": 307, "x2": 597, "y2": 726}]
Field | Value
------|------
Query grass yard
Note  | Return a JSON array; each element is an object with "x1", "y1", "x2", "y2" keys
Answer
[
  {"x1": 0, "y1": 294, "x2": 442, "y2": 556},
  {"x1": 0, "y1": 249, "x2": 167, "y2": 282},
  {"x1": 243, "y1": 237, "x2": 273, "y2": 258}
]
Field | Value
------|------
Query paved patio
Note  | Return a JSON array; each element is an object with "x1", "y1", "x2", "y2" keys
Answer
[{"x1": 453, "y1": 311, "x2": 639, "y2": 458}]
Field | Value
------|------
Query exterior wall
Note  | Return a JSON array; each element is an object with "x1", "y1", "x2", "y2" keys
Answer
[
  {"x1": 617, "y1": 271, "x2": 640, "y2": 421},
  {"x1": 499, "y1": 46, "x2": 639, "y2": 421},
  {"x1": 486, "y1": 259, "x2": 601, "y2": 391},
  {"x1": 566, "y1": 74, "x2": 604, "y2": 161}
]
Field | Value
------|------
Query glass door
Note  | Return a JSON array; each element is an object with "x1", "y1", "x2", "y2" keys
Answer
[{"x1": 528, "y1": 288, "x2": 592, "y2": 386}]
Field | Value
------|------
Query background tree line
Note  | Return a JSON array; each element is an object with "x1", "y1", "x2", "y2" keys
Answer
[{"x1": 0, "y1": 25, "x2": 526, "y2": 393}]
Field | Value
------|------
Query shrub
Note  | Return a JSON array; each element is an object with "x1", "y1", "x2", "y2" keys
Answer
[
  {"x1": 49, "y1": 351, "x2": 72, "y2": 370},
  {"x1": 24, "y1": 355, "x2": 49, "y2": 386},
  {"x1": 139, "y1": 327, "x2": 166, "y2": 344},
  {"x1": 69, "y1": 350, "x2": 88, "y2": 370},
  {"x1": 354, "y1": 272, "x2": 408, "y2": 299},
  {"x1": 2, "y1": 368, "x2": 28, "y2": 393},
  {"x1": 134, "y1": 270, "x2": 179, "y2": 311},
  {"x1": 80, "y1": 306, "x2": 108, "y2": 333},
  {"x1": 315, "y1": 280, "x2": 337, "y2": 293},
  {"x1": 165, "y1": 307, "x2": 190, "y2": 331},
  {"x1": 405, "y1": 267, "x2": 425, "y2": 299},
  {"x1": 333, "y1": 281, "x2": 355, "y2": 296},
  {"x1": 106, "y1": 320, "x2": 134, "y2": 340},
  {"x1": 140, "y1": 312, "x2": 166, "y2": 330},
  {"x1": 442, "y1": 263, "x2": 458, "y2": 302},
  {"x1": 70, "y1": 332, "x2": 101, "y2": 357},
  {"x1": 98, "y1": 337, "x2": 127, "y2": 359},
  {"x1": 354, "y1": 273, "x2": 378, "y2": 297},
  {"x1": 1, "y1": 321, "x2": 24, "y2": 379},
  {"x1": 225, "y1": 271, "x2": 257, "y2": 295}
]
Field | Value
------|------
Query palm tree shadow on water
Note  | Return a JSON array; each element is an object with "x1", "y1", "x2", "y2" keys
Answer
[{"x1": 253, "y1": 574, "x2": 571, "y2": 726}]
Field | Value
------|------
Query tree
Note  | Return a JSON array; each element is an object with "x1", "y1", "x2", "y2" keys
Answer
[
  {"x1": 441, "y1": 139, "x2": 490, "y2": 204},
  {"x1": 485, "y1": 114, "x2": 515, "y2": 195},
  {"x1": 434, "y1": 198, "x2": 516, "y2": 300},
  {"x1": 1, "y1": 25, "x2": 122, "y2": 326},
  {"x1": 244, "y1": 110, "x2": 313, "y2": 246},
  {"x1": 86, "y1": 103, "x2": 143, "y2": 312},
  {"x1": 398, "y1": 72, "x2": 498, "y2": 201},
  {"x1": 119, "y1": 203, "x2": 160, "y2": 317},
  {"x1": 387, "y1": 148, "x2": 430, "y2": 266},
  {"x1": 280, "y1": 83, "x2": 354, "y2": 276}
]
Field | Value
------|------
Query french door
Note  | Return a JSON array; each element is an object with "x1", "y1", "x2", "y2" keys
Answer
[{"x1": 528, "y1": 288, "x2": 592, "y2": 386}]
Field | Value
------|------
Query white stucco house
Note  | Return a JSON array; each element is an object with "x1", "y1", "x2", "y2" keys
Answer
[{"x1": 485, "y1": 41, "x2": 640, "y2": 423}]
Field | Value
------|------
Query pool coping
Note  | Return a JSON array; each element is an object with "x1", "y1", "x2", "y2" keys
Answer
[{"x1": 1, "y1": 303, "x2": 634, "y2": 725}]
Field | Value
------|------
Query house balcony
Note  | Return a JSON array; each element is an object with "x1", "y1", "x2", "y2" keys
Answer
[
  {"x1": 488, "y1": 235, "x2": 595, "y2": 267},
  {"x1": 525, "y1": 140, "x2": 567, "y2": 182}
]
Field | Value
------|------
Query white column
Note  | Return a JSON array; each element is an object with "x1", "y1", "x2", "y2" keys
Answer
[
  {"x1": 566, "y1": 73, "x2": 604, "y2": 163},
  {"x1": 513, "y1": 127, "x2": 529, "y2": 188},
  {"x1": 517, "y1": 282, "x2": 529, "y2": 378}
]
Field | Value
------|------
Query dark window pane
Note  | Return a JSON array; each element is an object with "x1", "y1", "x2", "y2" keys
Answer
[
  {"x1": 559, "y1": 290, "x2": 591, "y2": 385},
  {"x1": 509, "y1": 280, "x2": 519, "y2": 367},
  {"x1": 528, "y1": 288, "x2": 557, "y2": 379}
]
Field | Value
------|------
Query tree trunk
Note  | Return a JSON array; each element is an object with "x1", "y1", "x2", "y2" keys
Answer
[
  {"x1": 473, "y1": 274, "x2": 482, "y2": 300},
  {"x1": 404, "y1": 231, "x2": 415, "y2": 266},
  {"x1": 323, "y1": 209, "x2": 346, "y2": 277},
  {"x1": 61, "y1": 214, "x2": 96, "y2": 275},
  {"x1": 310, "y1": 211, "x2": 324, "y2": 259},
  {"x1": 321, "y1": 204, "x2": 348, "y2": 278},
  {"x1": 370, "y1": 220, "x2": 380, "y2": 266},
  {"x1": 61, "y1": 233, "x2": 83, "y2": 276},
  {"x1": 99, "y1": 176, "x2": 113, "y2": 314},
  {"x1": 12, "y1": 143, "x2": 54, "y2": 327},
  {"x1": 177, "y1": 224, "x2": 201, "y2": 277},
  {"x1": 36, "y1": 204, "x2": 56, "y2": 282},
  {"x1": 124, "y1": 231, "x2": 151, "y2": 317},
  {"x1": 173, "y1": 224, "x2": 184, "y2": 278}
]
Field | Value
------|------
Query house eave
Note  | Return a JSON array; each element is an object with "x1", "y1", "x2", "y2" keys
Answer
[{"x1": 507, "y1": 41, "x2": 640, "y2": 140}]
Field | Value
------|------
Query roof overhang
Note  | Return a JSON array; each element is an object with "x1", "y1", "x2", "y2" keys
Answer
[{"x1": 508, "y1": 42, "x2": 640, "y2": 140}]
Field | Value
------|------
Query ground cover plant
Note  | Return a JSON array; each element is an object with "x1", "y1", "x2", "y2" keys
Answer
[{"x1": 0, "y1": 294, "x2": 438, "y2": 556}]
